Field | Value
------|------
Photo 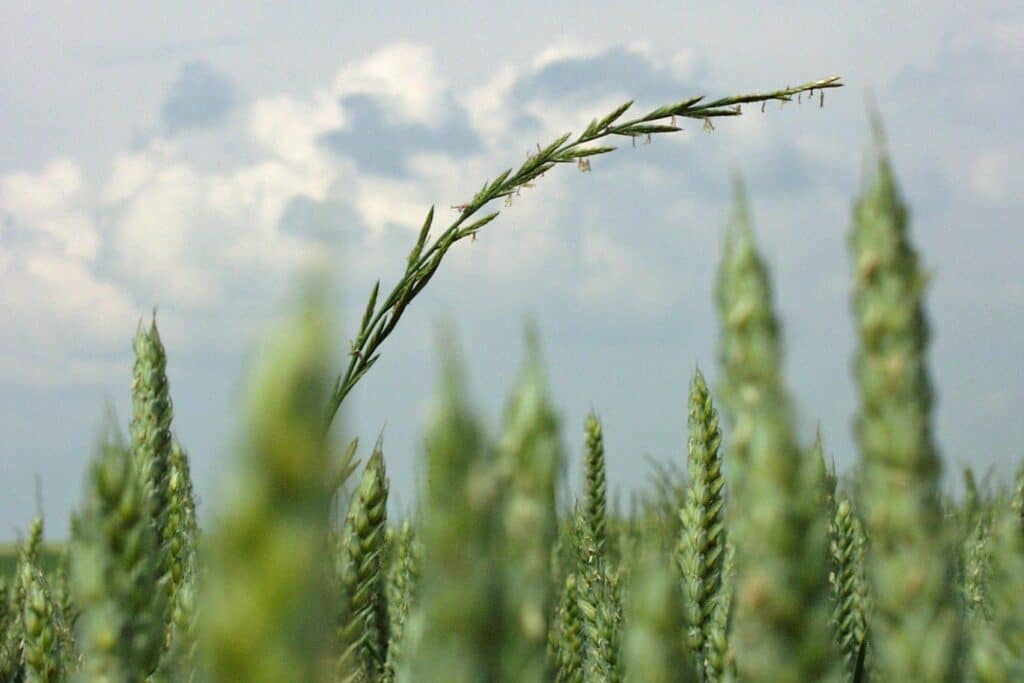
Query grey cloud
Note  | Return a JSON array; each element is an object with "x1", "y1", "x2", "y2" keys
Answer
[
  {"x1": 511, "y1": 45, "x2": 706, "y2": 105},
  {"x1": 318, "y1": 94, "x2": 481, "y2": 177},
  {"x1": 161, "y1": 61, "x2": 238, "y2": 134},
  {"x1": 278, "y1": 194, "x2": 363, "y2": 248}
]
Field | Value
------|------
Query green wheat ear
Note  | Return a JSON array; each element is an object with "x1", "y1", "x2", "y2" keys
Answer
[
  {"x1": 0, "y1": 576, "x2": 14, "y2": 679},
  {"x1": 4, "y1": 515, "x2": 46, "y2": 679},
  {"x1": 677, "y1": 366, "x2": 726, "y2": 668},
  {"x1": 714, "y1": 180, "x2": 835, "y2": 681},
  {"x1": 409, "y1": 326, "x2": 503, "y2": 683},
  {"x1": 574, "y1": 504, "x2": 623, "y2": 683},
  {"x1": 551, "y1": 571, "x2": 585, "y2": 683},
  {"x1": 829, "y1": 493, "x2": 870, "y2": 680},
  {"x1": 336, "y1": 440, "x2": 390, "y2": 682},
  {"x1": 71, "y1": 416, "x2": 166, "y2": 681},
  {"x1": 969, "y1": 500, "x2": 1024, "y2": 681},
  {"x1": 623, "y1": 537, "x2": 695, "y2": 683},
  {"x1": 129, "y1": 315, "x2": 175, "y2": 616},
  {"x1": 200, "y1": 277, "x2": 344, "y2": 683},
  {"x1": 702, "y1": 541, "x2": 736, "y2": 683},
  {"x1": 383, "y1": 519, "x2": 419, "y2": 683},
  {"x1": 583, "y1": 412, "x2": 609, "y2": 562},
  {"x1": 496, "y1": 322, "x2": 563, "y2": 682},
  {"x1": 20, "y1": 561, "x2": 66, "y2": 683},
  {"x1": 849, "y1": 113, "x2": 962, "y2": 681}
]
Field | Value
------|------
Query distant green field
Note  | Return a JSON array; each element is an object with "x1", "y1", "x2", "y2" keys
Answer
[{"x1": 0, "y1": 543, "x2": 64, "y2": 578}]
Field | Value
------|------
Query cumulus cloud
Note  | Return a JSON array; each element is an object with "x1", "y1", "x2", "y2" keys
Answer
[
  {"x1": 0, "y1": 160, "x2": 137, "y2": 385},
  {"x1": 0, "y1": 39, "x2": 860, "y2": 395},
  {"x1": 330, "y1": 43, "x2": 450, "y2": 127},
  {"x1": 3, "y1": 17, "x2": 1024, "y2": 541},
  {"x1": 2, "y1": 34, "x2": 1016, "y2": 392},
  {"x1": 1, "y1": 159, "x2": 98, "y2": 261}
]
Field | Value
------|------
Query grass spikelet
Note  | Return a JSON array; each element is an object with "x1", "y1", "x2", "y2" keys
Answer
[{"x1": 849, "y1": 116, "x2": 962, "y2": 681}]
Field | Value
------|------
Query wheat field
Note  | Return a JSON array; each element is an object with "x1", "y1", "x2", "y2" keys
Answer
[{"x1": 1, "y1": 75, "x2": 1022, "y2": 683}]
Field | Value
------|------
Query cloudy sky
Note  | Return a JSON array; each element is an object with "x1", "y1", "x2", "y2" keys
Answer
[{"x1": 1, "y1": 2, "x2": 1021, "y2": 540}]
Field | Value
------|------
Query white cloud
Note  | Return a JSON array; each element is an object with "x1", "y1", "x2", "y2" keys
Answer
[
  {"x1": 104, "y1": 147, "x2": 163, "y2": 204},
  {"x1": 0, "y1": 159, "x2": 99, "y2": 262},
  {"x1": 0, "y1": 158, "x2": 139, "y2": 385},
  {"x1": 460, "y1": 64, "x2": 521, "y2": 142},
  {"x1": 530, "y1": 41, "x2": 603, "y2": 71},
  {"x1": 0, "y1": 251, "x2": 137, "y2": 385},
  {"x1": 331, "y1": 43, "x2": 449, "y2": 127},
  {"x1": 248, "y1": 93, "x2": 344, "y2": 168}
]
